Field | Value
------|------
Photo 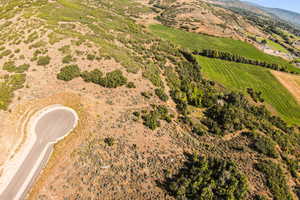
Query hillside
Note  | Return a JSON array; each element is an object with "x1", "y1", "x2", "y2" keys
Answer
[
  {"x1": 254, "y1": 6, "x2": 300, "y2": 29},
  {"x1": 0, "y1": 0, "x2": 299, "y2": 200}
]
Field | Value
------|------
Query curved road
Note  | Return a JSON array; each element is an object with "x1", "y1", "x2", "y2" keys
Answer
[{"x1": 0, "y1": 106, "x2": 78, "y2": 200}]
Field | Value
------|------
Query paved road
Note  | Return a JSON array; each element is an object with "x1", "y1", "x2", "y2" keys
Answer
[{"x1": 0, "y1": 108, "x2": 77, "y2": 200}]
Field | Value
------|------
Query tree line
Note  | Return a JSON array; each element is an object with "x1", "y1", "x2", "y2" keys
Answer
[{"x1": 193, "y1": 49, "x2": 297, "y2": 73}]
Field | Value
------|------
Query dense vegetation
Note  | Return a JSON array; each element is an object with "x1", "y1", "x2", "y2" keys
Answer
[
  {"x1": 57, "y1": 64, "x2": 81, "y2": 81},
  {"x1": 81, "y1": 69, "x2": 127, "y2": 88},
  {"x1": 243, "y1": 132, "x2": 278, "y2": 158},
  {"x1": 256, "y1": 161, "x2": 293, "y2": 200},
  {"x1": 165, "y1": 154, "x2": 248, "y2": 200}
]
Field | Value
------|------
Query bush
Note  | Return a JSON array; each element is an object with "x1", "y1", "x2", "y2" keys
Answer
[
  {"x1": 37, "y1": 56, "x2": 50, "y2": 66},
  {"x1": 81, "y1": 69, "x2": 127, "y2": 88},
  {"x1": 126, "y1": 82, "x2": 136, "y2": 88},
  {"x1": 256, "y1": 160, "x2": 292, "y2": 200},
  {"x1": 57, "y1": 65, "x2": 81, "y2": 81},
  {"x1": 2, "y1": 61, "x2": 28, "y2": 73},
  {"x1": 155, "y1": 88, "x2": 169, "y2": 101},
  {"x1": 142, "y1": 105, "x2": 172, "y2": 130},
  {"x1": 244, "y1": 132, "x2": 278, "y2": 158},
  {"x1": 104, "y1": 137, "x2": 115, "y2": 146},
  {"x1": 87, "y1": 54, "x2": 96, "y2": 60},
  {"x1": 102, "y1": 70, "x2": 127, "y2": 88},
  {"x1": 165, "y1": 154, "x2": 248, "y2": 200},
  {"x1": 62, "y1": 55, "x2": 73, "y2": 63}
]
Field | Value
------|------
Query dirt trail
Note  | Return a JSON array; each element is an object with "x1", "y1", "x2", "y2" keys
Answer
[{"x1": 272, "y1": 71, "x2": 300, "y2": 104}]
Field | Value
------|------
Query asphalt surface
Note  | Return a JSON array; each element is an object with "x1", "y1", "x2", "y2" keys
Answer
[{"x1": 0, "y1": 108, "x2": 77, "y2": 200}]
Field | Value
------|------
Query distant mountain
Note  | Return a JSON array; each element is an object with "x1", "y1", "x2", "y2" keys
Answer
[{"x1": 259, "y1": 7, "x2": 300, "y2": 28}]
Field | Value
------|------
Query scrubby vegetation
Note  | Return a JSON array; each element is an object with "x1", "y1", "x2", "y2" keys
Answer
[
  {"x1": 256, "y1": 160, "x2": 293, "y2": 200},
  {"x1": 243, "y1": 132, "x2": 278, "y2": 158},
  {"x1": 154, "y1": 88, "x2": 169, "y2": 101},
  {"x1": 57, "y1": 65, "x2": 81, "y2": 81},
  {"x1": 165, "y1": 154, "x2": 248, "y2": 199},
  {"x1": 3, "y1": 61, "x2": 29, "y2": 73},
  {"x1": 141, "y1": 105, "x2": 172, "y2": 130},
  {"x1": 0, "y1": 74, "x2": 26, "y2": 110}
]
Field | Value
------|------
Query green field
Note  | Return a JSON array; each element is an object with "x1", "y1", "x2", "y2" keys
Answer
[
  {"x1": 267, "y1": 39, "x2": 289, "y2": 54},
  {"x1": 150, "y1": 24, "x2": 300, "y2": 73},
  {"x1": 197, "y1": 56, "x2": 300, "y2": 124}
]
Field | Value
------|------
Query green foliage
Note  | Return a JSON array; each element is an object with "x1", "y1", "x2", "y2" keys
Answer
[
  {"x1": 3, "y1": 61, "x2": 29, "y2": 73},
  {"x1": 243, "y1": 132, "x2": 278, "y2": 158},
  {"x1": 57, "y1": 64, "x2": 81, "y2": 81},
  {"x1": 165, "y1": 154, "x2": 248, "y2": 200},
  {"x1": 198, "y1": 56, "x2": 300, "y2": 124},
  {"x1": 256, "y1": 160, "x2": 292, "y2": 200},
  {"x1": 142, "y1": 105, "x2": 172, "y2": 130},
  {"x1": 87, "y1": 54, "x2": 95, "y2": 60},
  {"x1": 81, "y1": 69, "x2": 127, "y2": 88},
  {"x1": 0, "y1": 74, "x2": 26, "y2": 110},
  {"x1": 247, "y1": 88, "x2": 264, "y2": 103},
  {"x1": 154, "y1": 88, "x2": 169, "y2": 102},
  {"x1": 37, "y1": 55, "x2": 50, "y2": 66},
  {"x1": 103, "y1": 70, "x2": 127, "y2": 88},
  {"x1": 282, "y1": 155, "x2": 299, "y2": 178},
  {"x1": 126, "y1": 82, "x2": 136, "y2": 88},
  {"x1": 62, "y1": 55, "x2": 73, "y2": 63}
]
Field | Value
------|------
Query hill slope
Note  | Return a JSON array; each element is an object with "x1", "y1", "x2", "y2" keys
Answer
[{"x1": 0, "y1": 0, "x2": 299, "y2": 200}]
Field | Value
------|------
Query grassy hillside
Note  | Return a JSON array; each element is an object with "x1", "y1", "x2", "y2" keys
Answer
[
  {"x1": 150, "y1": 24, "x2": 300, "y2": 73},
  {"x1": 197, "y1": 56, "x2": 300, "y2": 124}
]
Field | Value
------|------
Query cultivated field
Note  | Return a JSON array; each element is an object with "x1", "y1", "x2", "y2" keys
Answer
[
  {"x1": 150, "y1": 24, "x2": 300, "y2": 73},
  {"x1": 197, "y1": 56, "x2": 300, "y2": 125}
]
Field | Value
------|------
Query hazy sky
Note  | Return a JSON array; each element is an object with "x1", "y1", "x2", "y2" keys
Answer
[{"x1": 245, "y1": 0, "x2": 300, "y2": 14}]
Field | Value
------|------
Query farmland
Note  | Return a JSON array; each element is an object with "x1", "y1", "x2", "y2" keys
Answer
[
  {"x1": 197, "y1": 56, "x2": 300, "y2": 125},
  {"x1": 150, "y1": 24, "x2": 300, "y2": 73}
]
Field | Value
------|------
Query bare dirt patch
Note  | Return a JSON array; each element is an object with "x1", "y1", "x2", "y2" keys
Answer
[{"x1": 272, "y1": 70, "x2": 300, "y2": 104}]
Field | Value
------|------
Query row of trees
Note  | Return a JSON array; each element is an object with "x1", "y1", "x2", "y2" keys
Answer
[{"x1": 194, "y1": 49, "x2": 292, "y2": 73}]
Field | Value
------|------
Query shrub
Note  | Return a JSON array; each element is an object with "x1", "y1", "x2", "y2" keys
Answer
[
  {"x1": 142, "y1": 111, "x2": 160, "y2": 130},
  {"x1": 81, "y1": 69, "x2": 127, "y2": 88},
  {"x1": 166, "y1": 154, "x2": 248, "y2": 200},
  {"x1": 155, "y1": 88, "x2": 169, "y2": 101},
  {"x1": 104, "y1": 137, "x2": 115, "y2": 146},
  {"x1": 142, "y1": 105, "x2": 172, "y2": 130},
  {"x1": 126, "y1": 82, "x2": 136, "y2": 88},
  {"x1": 244, "y1": 132, "x2": 278, "y2": 158},
  {"x1": 256, "y1": 160, "x2": 292, "y2": 200},
  {"x1": 87, "y1": 54, "x2": 96, "y2": 60},
  {"x1": 101, "y1": 70, "x2": 127, "y2": 88},
  {"x1": 141, "y1": 91, "x2": 152, "y2": 99},
  {"x1": 3, "y1": 61, "x2": 30, "y2": 73},
  {"x1": 57, "y1": 65, "x2": 81, "y2": 81},
  {"x1": 37, "y1": 56, "x2": 50, "y2": 66},
  {"x1": 62, "y1": 55, "x2": 73, "y2": 63}
]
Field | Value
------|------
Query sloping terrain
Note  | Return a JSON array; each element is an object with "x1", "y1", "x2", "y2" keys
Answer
[
  {"x1": 198, "y1": 56, "x2": 300, "y2": 124},
  {"x1": 150, "y1": 24, "x2": 300, "y2": 73},
  {"x1": 0, "y1": 0, "x2": 299, "y2": 200}
]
